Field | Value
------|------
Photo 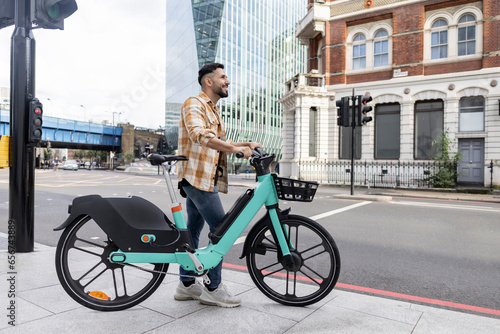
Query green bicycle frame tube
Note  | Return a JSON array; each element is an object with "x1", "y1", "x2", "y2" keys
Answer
[{"x1": 109, "y1": 174, "x2": 292, "y2": 272}]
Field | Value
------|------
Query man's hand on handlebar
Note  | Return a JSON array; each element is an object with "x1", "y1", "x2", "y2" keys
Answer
[
  {"x1": 233, "y1": 146, "x2": 253, "y2": 159},
  {"x1": 247, "y1": 142, "x2": 262, "y2": 151},
  {"x1": 233, "y1": 142, "x2": 263, "y2": 159}
]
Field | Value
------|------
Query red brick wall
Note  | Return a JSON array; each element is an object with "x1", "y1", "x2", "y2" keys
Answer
[
  {"x1": 347, "y1": 70, "x2": 393, "y2": 84},
  {"x1": 311, "y1": 0, "x2": 499, "y2": 85},
  {"x1": 307, "y1": 34, "x2": 323, "y2": 71},
  {"x1": 483, "y1": 0, "x2": 500, "y2": 68},
  {"x1": 325, "y1": 20, "x2": 346, "y2": 85},
  {"x1": 425, "y1": 59, "x2": 483, "y2": 75},
  {"x1": 392, "y1": 4, "x2": 424, "y2": 74}
]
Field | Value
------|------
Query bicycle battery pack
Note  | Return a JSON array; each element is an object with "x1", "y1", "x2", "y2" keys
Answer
[{"x1": 209, "y1": 189, "x2": 254, "y2": 244}]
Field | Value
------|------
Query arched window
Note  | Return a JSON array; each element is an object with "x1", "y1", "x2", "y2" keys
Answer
[
  {"x1": 374, "y1": 29, "x2": 389, "y2": 67},
  {"x1": 352, "y1": 33, "x2": 366, "y2": 70},
  {"x1": 458, "y1": 14, "x2": 476, "y2": 56},
  {"x1": 431, "y1": 19, "x2": 448, "y2": 59}
]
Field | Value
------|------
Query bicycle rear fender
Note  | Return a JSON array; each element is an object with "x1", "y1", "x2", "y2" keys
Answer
[
  {"x1": 239, "y1": 207, "x2": 291, "y2": 259},
  {"x1": 54, "y1": 195, "x2": 193, "y2": 253}
]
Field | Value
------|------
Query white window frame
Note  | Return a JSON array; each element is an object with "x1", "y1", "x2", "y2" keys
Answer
[
  {"x1": 424, "y1": 7, "x2": 483, "y2": 64},
  {"x1": 352, "y1": 33, "x2": 367, "y2": 70},
  {"x1": 457, "y1": 14, "x2": 476, "y2": 56},
  {"x1": 346, "y1": 24, "x2": 393, "y2": 74},
  {"x1": 430, "y1": 19, "x2": 449, "y2": 60},
  {"x1": 373, "y1": 29, "x2": 389, "y2": 67}
]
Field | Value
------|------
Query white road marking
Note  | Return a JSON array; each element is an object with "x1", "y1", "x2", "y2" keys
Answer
[
  {"x1": 309, "y1": 201, "x2": 372, "y2": 221},
  {"x1": 233, "y1": 201, "x2": 372, "y2": 245},
  {"x1": 390, "y1": 201, "x2": 500, "y2": 212}
]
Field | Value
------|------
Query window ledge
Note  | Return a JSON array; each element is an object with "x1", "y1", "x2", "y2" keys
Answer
[
  {"x1": 423, "y1": 54, "x2": 482, "y2": 66},
  {"x1": 456, "y1": 132, "x2": 486, "y2": 138},
  {"x1": 347, "y1": 66, "x2": 392, "y2": 75}
]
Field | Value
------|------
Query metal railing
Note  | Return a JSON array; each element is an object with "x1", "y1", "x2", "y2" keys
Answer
[{"x1": 298, "y1": 160, "x2": 460, "y2": 189}]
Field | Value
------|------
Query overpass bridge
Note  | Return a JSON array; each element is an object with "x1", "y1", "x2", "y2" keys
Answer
[{"x1": 0, "y1": 109, "x2": 122, "y2": 151}]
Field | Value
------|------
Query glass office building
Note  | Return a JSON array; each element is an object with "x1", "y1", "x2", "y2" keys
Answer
[{"x1": 165, "y1": 0, "x2": 307, "y2": 161}]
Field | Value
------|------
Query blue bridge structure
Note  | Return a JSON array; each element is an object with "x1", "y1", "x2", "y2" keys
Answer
[{"x1": 0, "y1": 109, "x2": 122, "y2": 151}]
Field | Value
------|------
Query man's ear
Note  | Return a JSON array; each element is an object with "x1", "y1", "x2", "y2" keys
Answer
[{"x1": 205, "y1": 76, "x2": 213, "y2": 87}]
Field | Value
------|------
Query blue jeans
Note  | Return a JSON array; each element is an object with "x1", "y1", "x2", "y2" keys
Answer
[{"x1": 179, "y1": 183, "x2": 225, "y2": 289}]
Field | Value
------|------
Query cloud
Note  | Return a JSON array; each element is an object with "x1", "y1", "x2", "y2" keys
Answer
[{"x1": 0, "y1": 0, "x2": 166, "y2": 129}]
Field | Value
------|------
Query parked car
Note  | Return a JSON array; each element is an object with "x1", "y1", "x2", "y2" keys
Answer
[{"x1": 63, "y1": 160, "x2": 79, "y2": 171}]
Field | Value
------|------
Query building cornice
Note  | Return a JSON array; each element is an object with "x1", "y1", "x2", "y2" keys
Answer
[{"x1": 325, "y1": 67, "x2": 500, "y2": 92}]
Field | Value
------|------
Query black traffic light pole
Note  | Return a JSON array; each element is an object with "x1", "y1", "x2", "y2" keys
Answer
[
  {"x1": 9, "y1": 0, "x2": 36, "y2": 252},
  {"x1": 350, "y1": 89, "x2": 356, "y2": 196}
]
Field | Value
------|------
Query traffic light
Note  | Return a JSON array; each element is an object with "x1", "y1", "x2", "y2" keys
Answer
[
  {"x1": 0, "y1": 0, "x2": 15, "y2": 30},
  {"x1": 31, "y1": 0, "x2": 78, "y2": 30},
  {"x1": 157, "y1": 137, "x2": 167, "y2": 154},
  {"x1": 28, "y1": 98, "x2": 43, "y2": 143},
  {"x1": 336, "y1": 96, "x2": 350, "y2": 127},
  {"x1": 357, "y1": 94, "x2": 373, "y2": 126}
]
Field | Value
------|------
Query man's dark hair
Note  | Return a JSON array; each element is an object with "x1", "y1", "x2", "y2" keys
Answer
[{"x1": 198, "y1": 63, "x2": 224, "y2": 86}]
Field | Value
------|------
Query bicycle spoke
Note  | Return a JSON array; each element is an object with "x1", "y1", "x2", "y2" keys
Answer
[
  {"x1": 299, "y1": 268, "x2": 322, "y2": 286},
  {"x1": 73, "y1": 246, "x2": 103, "y2": 258},
  {"x1": 75, "y1": 237, "x2": 106, "y2": 249},
  {"x1": 286, "y1": 271, "x2": 298, "y2": 297},
  {"x1": 302, "y1": 249, "x2": 328, "y2": 262},
  {"x1": 263, "y1": 235, "x2": 277, "y2": 247},
  {"x1": 120, "y1": 267, "x2": 128, "y2": 296},
  {"x1": 82, "y1": 267, "x2": 109, "y2": 289},
  {"x1": 301, "y1": 264, "x2": 325, "y2": 285},
  {"x1": 263, "y1": 267, "x2": 285, "y2": 278},
  {"x1": 112, "y1": 269, "x2": 119, "y2": 298},
  {"x1": 259, "y1": 260, "x2": 282, "y2": 273},
  {"x1": 77, "y1": 260, "x2": 104, "y2": 282}
]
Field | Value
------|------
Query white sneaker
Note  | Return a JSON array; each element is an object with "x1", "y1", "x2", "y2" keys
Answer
[
  {"x1": 174, "y1": 281, "x2": 203, "y2": 301},
  {"x1": 199, "y1": 285, "x2": 242, "y2": 308}
]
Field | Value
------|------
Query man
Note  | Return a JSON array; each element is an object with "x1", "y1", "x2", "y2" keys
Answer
[{"x1": 175, "y1": 63, "x2": 261, "y2": 308}]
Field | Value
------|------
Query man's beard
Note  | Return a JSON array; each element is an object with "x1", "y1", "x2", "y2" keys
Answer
[{"x1": 215, "y1": 85, "x2": 228, "y2": 98}]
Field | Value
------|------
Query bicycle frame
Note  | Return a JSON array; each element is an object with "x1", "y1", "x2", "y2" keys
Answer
[{"x1": 109, "y1": 165, "x2": 291, "y2": 274}]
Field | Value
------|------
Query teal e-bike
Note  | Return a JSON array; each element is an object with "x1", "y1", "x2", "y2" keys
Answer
[{"x1": 55, "y1": 148, "x2": 340, "y2": 311}]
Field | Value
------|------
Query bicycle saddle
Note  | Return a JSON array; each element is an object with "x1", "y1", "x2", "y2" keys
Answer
[{"x1": 147, "y1": 153, "x2": 188, "y2": 165}]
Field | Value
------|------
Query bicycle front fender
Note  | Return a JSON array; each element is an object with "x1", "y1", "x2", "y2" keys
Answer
[{"x1": 239, "y1": 207, "x2": 291, "y2": 260}]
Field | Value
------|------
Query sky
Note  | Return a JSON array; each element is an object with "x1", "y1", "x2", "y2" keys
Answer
[{"x1": 0, "y1": 0, "x2": 166, "y2": 129}]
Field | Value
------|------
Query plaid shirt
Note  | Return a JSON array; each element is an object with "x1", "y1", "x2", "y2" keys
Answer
[{"x1": 177, "y1": 91, "x2": 228, "y2": 193}]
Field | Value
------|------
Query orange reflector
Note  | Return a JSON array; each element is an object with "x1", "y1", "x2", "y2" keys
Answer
[
  {"x1": 88, "y1": 291, "x2": 110, "y2": 300},
  {"x1": 142, "y1": 235, "x2": 149, "y2": 242},
  {"x1": 172, "y1": 206, "x2": 182, "y2": 213}
]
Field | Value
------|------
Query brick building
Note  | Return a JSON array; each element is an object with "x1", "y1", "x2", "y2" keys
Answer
[{"x1": 280, "y1": 0, "x2": 500, "y2": 186}]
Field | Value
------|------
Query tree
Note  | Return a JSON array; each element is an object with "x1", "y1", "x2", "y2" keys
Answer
[
  {"x1": 428, "y1": 129, "x2": 462, "y2": 188},
  {"x1": 123, "y1": 152, "x2": 135, "y2": 164}
]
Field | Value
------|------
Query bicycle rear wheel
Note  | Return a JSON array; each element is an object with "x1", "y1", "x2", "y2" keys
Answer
[
  {"x1": 246, "y1": 214, "x2": 340, "y2": 306},
  {"x1": 55, "y1": 215, "x2": 168, "y2": 311}
]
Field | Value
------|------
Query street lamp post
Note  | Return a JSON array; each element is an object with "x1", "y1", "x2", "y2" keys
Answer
[
  {"x1": 80, "y1": 104, "x2": 86, "y2": 122},
  {"x1": 110, "y1": 111, "x2": 121, "y2": 170}
]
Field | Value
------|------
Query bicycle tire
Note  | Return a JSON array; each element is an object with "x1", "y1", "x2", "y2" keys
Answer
[
  {"x1": 246, "y1": 214, "x2": 340, "y2": 306},
  {"x1": 55, "y1": 215, "x2": 168, "y2": 311}
]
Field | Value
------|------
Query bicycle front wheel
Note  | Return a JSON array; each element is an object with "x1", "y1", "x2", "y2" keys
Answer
[
  {"x1": 55, "y1": 215, "x2": 168, "y2": 311},
  {"x1": 246, "y1": 214, "x2": 340, "y2": 306}
]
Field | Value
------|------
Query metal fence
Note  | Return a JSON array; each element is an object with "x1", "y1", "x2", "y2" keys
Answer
[{"x1": 298, "y1": 160, "x2": 458, "y2": 189}]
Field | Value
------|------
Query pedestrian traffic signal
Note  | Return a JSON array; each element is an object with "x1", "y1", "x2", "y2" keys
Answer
[
  {"x1": 0, "y1": 0, "x2": 15, "y2": 30},
  {"x1": 31, "y1": 0, "x2": 78, "y2": 30},
  {"x1": 28, "y1": 98, "x2": 43, "y2": 143},
  {"x1": 357, "y1": 94, "x2": 373, "y2": 126},
  {"x1": 336, "y1": 96, "x2": 350, "y2": 127}
]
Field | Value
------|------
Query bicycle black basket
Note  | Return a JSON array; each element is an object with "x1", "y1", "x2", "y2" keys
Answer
[{"x1": 272, "y1": 174, "x2": 318, "y2": 202}]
